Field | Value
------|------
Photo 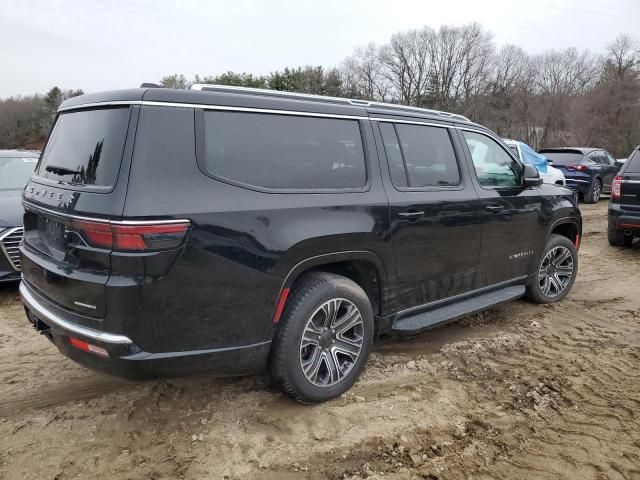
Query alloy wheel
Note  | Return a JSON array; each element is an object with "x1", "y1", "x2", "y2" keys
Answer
[
  {"x1": 592, "y1": 179, "x2": 601, "y2": 201},
  {"x1": 538, "y1": 246, "x2": 575, "y2": 298},
  {"x1": 299, "y1": 298, "x2": 364, "y2": 387}
]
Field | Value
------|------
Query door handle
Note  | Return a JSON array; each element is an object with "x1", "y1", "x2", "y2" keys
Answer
[
  {"x1": 485, "y1": 205, "x2": 504, "y2": 212},
  {"x1": 398, "y1": 210, "x2": 425, "y2": 220}
]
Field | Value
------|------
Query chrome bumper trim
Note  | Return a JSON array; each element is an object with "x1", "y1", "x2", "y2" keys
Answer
[{"x1": 20, "y1": 282, "x2": 133, "y2": 345}]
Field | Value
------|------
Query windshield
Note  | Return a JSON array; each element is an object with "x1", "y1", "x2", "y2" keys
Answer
[
  {"x1": 0, "y1": 156, "x2": 38, "y2": 190},
  {"x1": 540, "y1": 151, "x2": 584, "y2": 164}
]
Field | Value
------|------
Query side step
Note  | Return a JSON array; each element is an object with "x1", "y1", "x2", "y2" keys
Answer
[{"x1": 392, "y1": 285, "x2": 526, "y2": 333}]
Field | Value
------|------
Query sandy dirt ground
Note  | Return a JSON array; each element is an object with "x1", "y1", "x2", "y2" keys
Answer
[{"x1": 0, "y1": 200, "x2": 639, "y2": 480}]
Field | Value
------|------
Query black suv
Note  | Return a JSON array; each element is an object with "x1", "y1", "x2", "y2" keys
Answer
[
  {"x1": 20, "y1": 85, "x2": 581, "y2": 403},
  {"x1": 609, "y1": 146, "x2": 640, "y2": 247}
]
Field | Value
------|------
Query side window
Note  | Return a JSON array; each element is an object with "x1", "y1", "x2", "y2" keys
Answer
[
  {"x1": 589, "y1": 152, "x2": 604, "y2": 164},
  {"x1": 380, "y1": 122, "x2": 461, "y2": 188},
  {"x1": 201, "y1": 111, "x2": 367, "y2": 190},
  {"x1": 462, "y1": 131, "x2": 522, "y2": 187},
  {"x1": 605, "y1": 152, "x2": 616, "y2": 166}
]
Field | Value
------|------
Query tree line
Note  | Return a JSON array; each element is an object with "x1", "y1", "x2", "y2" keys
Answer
[{"x1": 2, "y1": 23, "x2": 639, "y2": 156}]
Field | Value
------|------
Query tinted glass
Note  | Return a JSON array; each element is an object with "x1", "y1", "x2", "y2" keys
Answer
[
  {"x1": 202, "y1": 111, "x2": 366, "y2": 190},
  {"x1": 626, "y1": 150, "x2": 640, "y2": 173},
  {"x1": 379, "y1": 123, "x2": 408, "y2": 187},
  {"x1": 540, "y1": 152, "x2": 583, "y2": 164},
  {"x1": 463, "y1": 131, "x2": 522, "y2": 187},
  {"x1": 38, "y1": 108, "x2": 130, "y2": 187},
  {"x1": 589, "y1": 152, "x2": 605, "y2": 164},
  {"x1": 0, "y1": 156, "x2": 38, "y2": 190},
  {"x1": 387, "y1": 124, "x2": 460, "y2": 188}
]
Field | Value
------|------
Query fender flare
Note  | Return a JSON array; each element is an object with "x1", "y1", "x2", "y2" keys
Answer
[
  {"x1": 546, "y1": 217, "x2": 581, "y2": 244},
  {"x1": 273, "y1": 250, "x2": 388, "y2": 319}
]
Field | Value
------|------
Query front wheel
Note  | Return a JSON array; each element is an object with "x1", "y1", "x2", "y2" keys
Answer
[
  {"x1": 271, "y1": 273, "x2": 374, "y2": 404},
  {"x1": 526, "y1": 234, "x2": 579, "y2": 304}
]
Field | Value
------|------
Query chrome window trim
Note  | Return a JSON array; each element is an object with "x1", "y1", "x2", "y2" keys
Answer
[
  {"x1": 58, "y1": 100, "x2": 370, "y2": 120},
  {"x1": 20, "y1": 282, "x2": 133, "y2": 345},
  {"x1": 370, "y1": 117, "x2": 453, "y2": 129},
  {"x1": 622, "y1": 179, "x2": 640, "y2": 184},
  {"x1": 22, "y1": 200, "x2": 190, "y2": 226}
]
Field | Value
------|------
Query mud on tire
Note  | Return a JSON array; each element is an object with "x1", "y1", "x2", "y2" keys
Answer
[{"x1": 271, "y1": 272, "x2": 374, "y2": 404}]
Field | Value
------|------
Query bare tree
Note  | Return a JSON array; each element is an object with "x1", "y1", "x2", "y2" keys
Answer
[
  {"x1": 342, "y1": 43, "x2": 391, "y2": 101},
  {"x1": 606, "y1": 34, "x2": 640, "y2": 82}
]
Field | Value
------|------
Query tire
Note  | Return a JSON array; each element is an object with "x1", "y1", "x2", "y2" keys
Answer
[
  {"x1": 583, "y1": 177, "x2": 601, "y2": 204},
  {"x1": 271, "y1": 272, "x2": 374, "y2": 404},
  {"x1": 608, "y1": 228, "x2": 633, "y2": 247},
  {"x1": 526, "y1": 234, "x2": 579, "y2": 304}
]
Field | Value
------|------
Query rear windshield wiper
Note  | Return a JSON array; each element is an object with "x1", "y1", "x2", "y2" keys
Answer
[{"x1": 45, "y1": 165, "x2": 80, "y2": 176}]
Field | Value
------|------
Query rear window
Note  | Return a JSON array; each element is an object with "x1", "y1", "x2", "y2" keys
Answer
[
  {"x1": 626, "y1": 150, "x2": 640, "y2": 173},
  {"x1": 539, "y1": 151, "x2": 583, "y2": 164},
  {"x1": 37, "y1": 108, "x2": 130, "y2": 188},
  {"x1": 201, "y1": 111, "x2": 366, "y2": 191}
]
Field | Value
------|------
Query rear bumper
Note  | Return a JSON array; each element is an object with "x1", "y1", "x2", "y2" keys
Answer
[
  {"x1": 608, "y1": 205, "x2": 640, "y2": 236},
  {"x1": 20, "y1": 281, "x2": 271, "y2": 379},
  {"x1": 564, "y1": 178, "x2": 591, "y2": 194}
]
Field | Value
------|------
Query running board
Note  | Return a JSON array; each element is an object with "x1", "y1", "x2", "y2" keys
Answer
[{"x1": 392, "y1": 285, "x2": 526, "y2": 333}]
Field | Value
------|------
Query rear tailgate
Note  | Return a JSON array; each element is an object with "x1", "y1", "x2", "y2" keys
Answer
[
  {"x1": 21, "y1": 106, "x2": 136, "y2": 318},
  {"x1": 620, "y1": 151, "x2": 640, "y2": 211}
]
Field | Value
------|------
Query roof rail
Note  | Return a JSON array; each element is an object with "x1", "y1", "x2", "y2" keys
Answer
[{"x1": 188, "y1": 84, "x2": 470, "y2": 122}]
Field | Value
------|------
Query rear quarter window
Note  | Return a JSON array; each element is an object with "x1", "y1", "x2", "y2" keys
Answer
[
  {"x1": 37, "y1": 107, "x2": 130, "y2": 189},
  {"x1": 624, "y1": 151, "x2": 640, "y2": 173},
  {"x1": 200, "y1": 111, "x2": 367, "y2": 191}
]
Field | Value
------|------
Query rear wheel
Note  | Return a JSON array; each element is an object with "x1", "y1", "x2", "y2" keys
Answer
[
  {"x1": 526, "y1": 234, "x2": 578, "y2": 304},
  {"x1": 583, "y1": 178, "x2": 601, "y2": 204},
  {"x1": 271, "y1": 273, "x2": 374, "y2": 404},
  {"x1": 608, "y1": 228, "x2": 634, "y2": 247}
]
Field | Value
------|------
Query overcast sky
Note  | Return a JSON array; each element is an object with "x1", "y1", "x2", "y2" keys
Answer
[{"x1": 1, "y1": 0, "x2": 637, "y2": 98}]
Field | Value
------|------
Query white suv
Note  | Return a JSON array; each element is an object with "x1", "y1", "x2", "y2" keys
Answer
[{"x1": 503, "y1": 139, "x2": 566, "y2": 186}]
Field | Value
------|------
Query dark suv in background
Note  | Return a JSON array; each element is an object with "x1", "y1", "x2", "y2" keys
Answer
[
  {"x1": 20, "y1": 85, "x2": 581, "y2": 403},
  {"x1": 609, "y1": 146, "x2": 640, "y2": 247},
  {"x1": 539, "y1": 147, "x2": 619, "y2": 203},
  {"x1": 0, "y1": 150, "x2": 39, "y2": 282}
]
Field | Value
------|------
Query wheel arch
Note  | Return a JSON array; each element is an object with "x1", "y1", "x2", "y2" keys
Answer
[
  {"x1": 275, "y1": 251, "x2": 388, "y2": 320},
  {"x1": 548, "y1": 217, "x2": 581, "y2": 247}
]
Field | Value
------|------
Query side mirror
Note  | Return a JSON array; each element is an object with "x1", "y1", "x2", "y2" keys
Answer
[{"x1": 523, "y1": 164, "x2": 543, "y2": 187}]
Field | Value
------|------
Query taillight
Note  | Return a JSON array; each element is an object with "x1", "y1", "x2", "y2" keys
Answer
[
  {"x1": 611, "y1": 175, "x2": 622, "y2": 201},
  {"x1": 71, "y1": 219, "x2": 190, "y2": 252},
  {"x1": 569, "y1": 165, "x2": 588, "y2": 171}
]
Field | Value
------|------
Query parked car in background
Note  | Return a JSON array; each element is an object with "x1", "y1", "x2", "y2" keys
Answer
[
  {"x1": 608, "y1": 146, "x2": 640, "y2": 247},
  {"x1": 0, "y1": 150, "x2": 39, "y2": 282},
  {"x1": 19, "y1": 85, "x2": 581, "y2": 403},
  {"x1": 538, "y1": 147, "x2": 619, "y2": 203},
  {"x1": 503, "y1": 140, "x2": 566, "y2": 186},
  {"x1": 616, "y1": 158, "x2": 627, "y2": 166}
]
